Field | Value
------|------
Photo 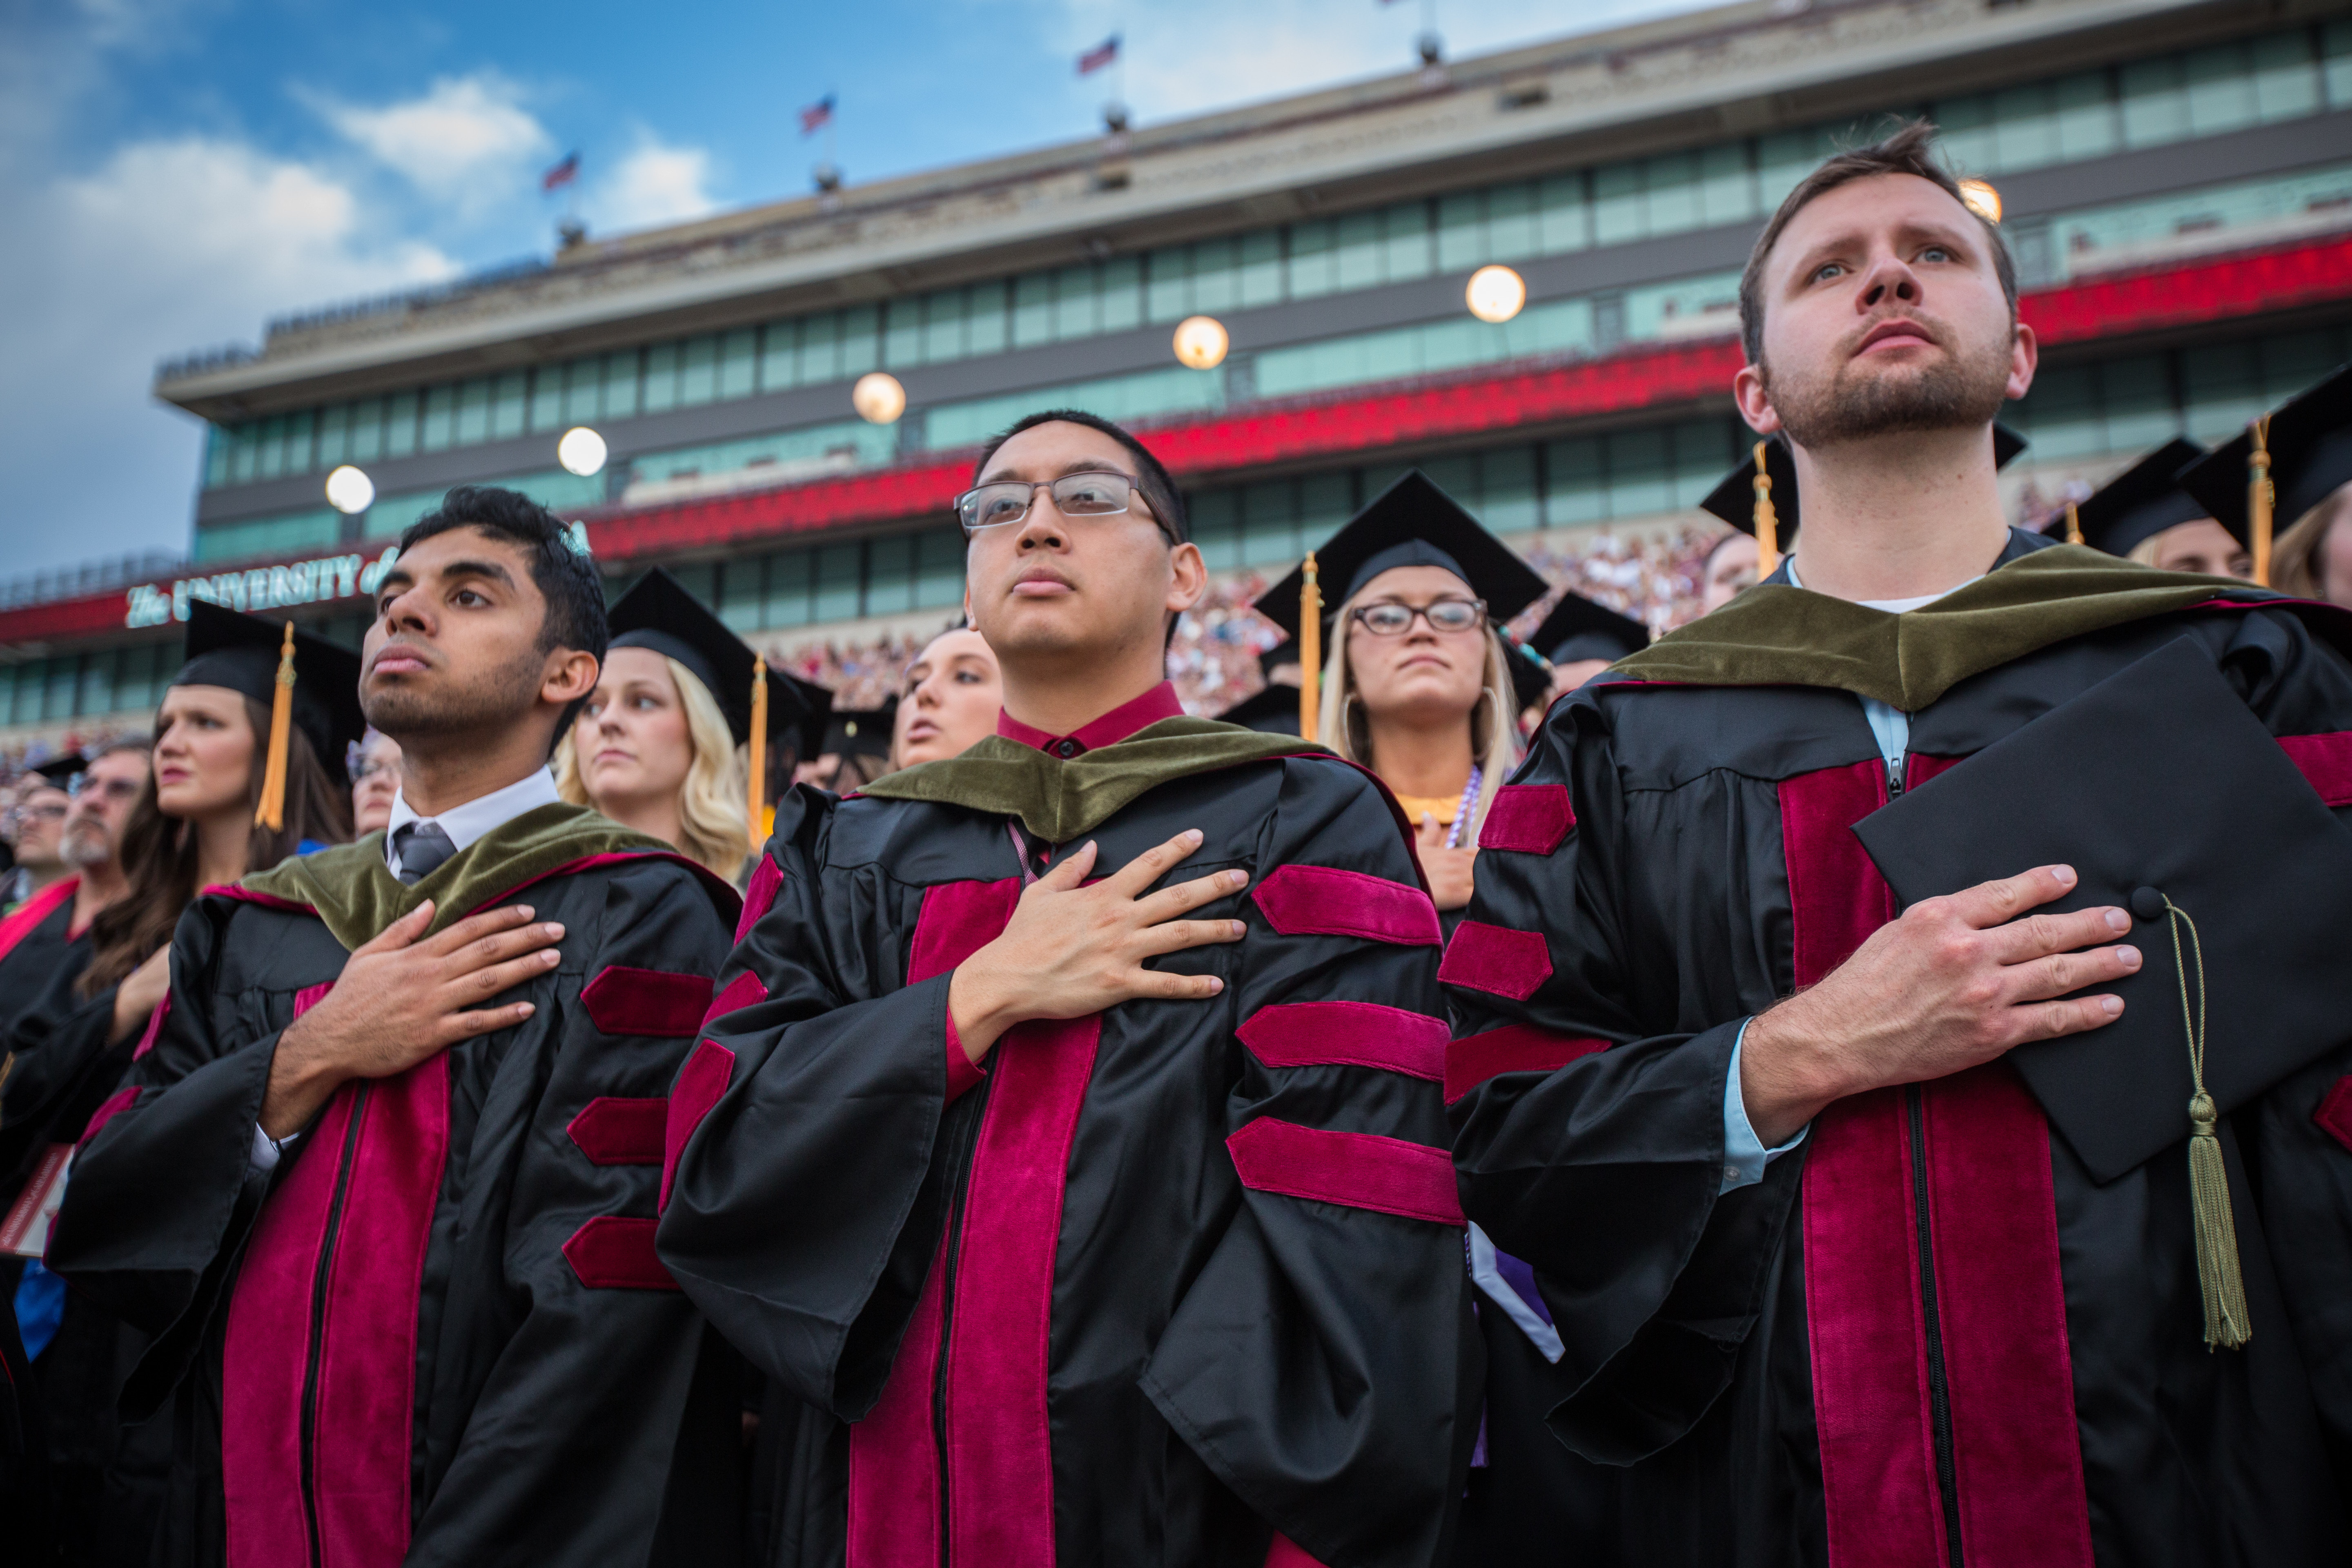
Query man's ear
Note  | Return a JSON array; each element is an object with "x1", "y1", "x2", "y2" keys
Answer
[
  {"x1": 1164, "y1": 541, "x2": 1208, "y2": 618},
  {"x1": 543, "y1": 649, "x2": 599, "y2": 709},
  {"x1": 1733, "y1": 361, "x2": 1782, "y2": 435},
  {"x1": 2005, "y1": 321, "x2": 2038, "y2": 402}
]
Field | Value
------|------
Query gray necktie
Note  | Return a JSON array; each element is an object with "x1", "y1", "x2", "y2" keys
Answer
[{"x1": 392, "y1": 821, "x2": 457, "y2": 886}]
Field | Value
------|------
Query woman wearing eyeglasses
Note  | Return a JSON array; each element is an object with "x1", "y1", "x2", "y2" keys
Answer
[{"x1": 1258, "y1": 473, "x2": 1549, "y2": 930}]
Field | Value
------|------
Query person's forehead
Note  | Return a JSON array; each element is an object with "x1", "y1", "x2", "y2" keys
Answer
[
  {"x1": 923, "y1": 629, "x2": 995, "y2": 662},
  {"x1": 601, "y1": 644, "x2": 675, "y2": 684},
  {"x1": 982, "y1": 422, "x2": 1135, "y2": 481},
  {"x1": 1359, "y1": 564, "x2": 1475, "y2": 600},
  {"x1": 89, "y1": 751, "x2": 147, "y2": 779},
  {"x1": 164, "y1": 682, "x2": 247, "y2": 713},
  {"x1": 398, "y1": 525, "x2": 539, "y2": 578},
  {"x1": 1770, "y1": 172, "x2": 1976, "y2": 267}
]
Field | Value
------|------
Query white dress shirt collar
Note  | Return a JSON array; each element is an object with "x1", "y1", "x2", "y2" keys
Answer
[{"x1": 383, "y1": 768, "x2": 563, "y2": 873}]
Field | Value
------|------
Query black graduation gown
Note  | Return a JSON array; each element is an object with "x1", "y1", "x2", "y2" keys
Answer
[
  {"x1": 44, "y1": 832, "x2": 747, "y2": 1568},
  {"x1": 0, "y1": 878, "x2": 85, "y2": 1036},
  {"x1": 1445, "y1": 551, "x2": 2352, "y2": 1566},
  {"x1": 659, "y1": 749, "x2": 1477, "y2": 1568}
]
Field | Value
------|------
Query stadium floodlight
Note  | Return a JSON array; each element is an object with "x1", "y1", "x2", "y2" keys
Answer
[
  {"x1": 558, "y1": 426, "x2": 609, "y2": 477},
  {"x1": 1959, "y1": 179, "x2": 2002, "y2": 224},
  {"x1": 324, "y1": 465, "x2": 375, "y2": 514},
  {"x1": 1173, "y1": 316, "x2": 1229, "y2": 371},
  {"x1": 853, "y1": 372, "x2": 907, "y2": 425},
  {"x1": 1466, "y1": 265, "x2": 1528, "y2": 324}
]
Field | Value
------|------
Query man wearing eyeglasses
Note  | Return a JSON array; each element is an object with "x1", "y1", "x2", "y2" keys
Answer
[
  {"x1": 663, "y1": 408, "x2": 1472, "y2": 1567},
  {"x1": 0, "y1": 742, "x2": 148, "y2": 1038}
]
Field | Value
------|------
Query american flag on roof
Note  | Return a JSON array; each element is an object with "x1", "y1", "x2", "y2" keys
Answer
[
  {"x1": 800, "y1": 95, "x2": 837, "y2": 135},
  {"x1": 1076, "y1": 35, "x2": 1119, "y2": 75},
  {"x1": 541, "y1": 153, "x2": 580, "y2": 192}
]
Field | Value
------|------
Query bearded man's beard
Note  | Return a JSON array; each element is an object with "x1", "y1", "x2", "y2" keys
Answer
[
  {"x1": 363, "y1": 644, "x2": 548, "y2": 740},
  {"x1": 1766, "y1": 322, "x2": 2012, "y2": 448},
  {"x1": 60, "y1": 822, "x2": 111, "y2": 869}
]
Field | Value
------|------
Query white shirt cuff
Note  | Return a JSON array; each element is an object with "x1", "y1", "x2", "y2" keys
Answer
[
  {"x1": 248, "y1": 1124, "x2": 295, "y2": 1173},
  {"x1": 1722, "y1": 1018, "x2": 1807, "y2": 1193}
]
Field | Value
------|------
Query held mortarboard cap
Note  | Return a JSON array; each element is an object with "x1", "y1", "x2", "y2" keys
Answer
[
  {"x1": 1855, "y1": 636, "x2": 2352, "y2": 1190},
  {"x1": 2066, "y1": 438, "x2": 2213, "y2": 557},
  {"x1": 173, "y1": 601, "x2": 365, "y2": 793},
  {"x1": 2177, "y1": 362, "x2": 2352, "y2": 570},
  {"x1": 1214, "y1": 682, "x2": 1303, "y2": 735},
  {"x1": 29, "y1": 753, "x2": 87, "y2": 789},
  {"x1": 1701, "y1": 424, "x2": 2029, "y2": 537},
  {"x1": 824, "y1": 698, "x2": 897, "y2": 760},
  {"x1": 1253, "y1": 471, "x2": 1549, "y2": 641}
]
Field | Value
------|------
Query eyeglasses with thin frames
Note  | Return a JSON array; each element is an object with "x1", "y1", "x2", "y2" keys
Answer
[
  {"x1": 1348, "y1": 598, "x2": 1489, "y2": 636},
  {"x1": 954, "y1": 470, "x2": 1173, "y2": 542}
]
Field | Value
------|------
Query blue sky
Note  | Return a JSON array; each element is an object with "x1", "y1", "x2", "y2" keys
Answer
[{"x1": 2, "y1": 0, "x2": 1709, "y2": 581}]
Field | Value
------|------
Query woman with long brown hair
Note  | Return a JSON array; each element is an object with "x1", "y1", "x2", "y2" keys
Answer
[{"x1": 0, "y1": 602, "x2": 360, "y2": 1566}]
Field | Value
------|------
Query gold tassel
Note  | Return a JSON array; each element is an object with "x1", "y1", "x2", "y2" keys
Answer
[
  {"x1": 1751, "y1": 441, "x2": 1780, "y2": 578},
  {"x1": 254, "y1": 621, "x2": 296, "y2": 831},
  {"x1": 1298, "y1": 552, "x2": 1321, "y2": 744},
  {"x1": 746, "y1": 655, "x2": 768, "y2": 851},
  {"x1": 2248, "y1": 415, "x2": 2274, "y2": 588},
  {"x1": 2065, "y1": 501, "x2": 2083, "y2": 546},
  {"x1": 2163, "y1": 900, "x2": 2251, "y2": 1350}
]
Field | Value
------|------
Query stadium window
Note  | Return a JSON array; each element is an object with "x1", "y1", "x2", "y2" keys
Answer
[
  {"x1": 385, "y1": 391, "x2": 419, "y2": 458},
  {"x1": 1383, "y1": 201, "x2": 1434, "y2": 281},
  {"x1": 642, "y1": 341, "x2": 680, "y2": 413},
  {"x1": 884, "y1": 298, "x2": 923, "y2": 367},
  {"x1": 2009, "y1": 361, "x2": 2104, "y2": 459},
  {"x1": 527, "y1": 366, "x2": 563, "y2": 432},
  {"x1": 1145, "y1": 246, "x2": 1191, "y2": 323},
  {"x1": 1052, "y1": 263, "x2": 1098, "y2": 341},
  {"x1": 865, "y1": 533, "x2": 915, "y2": 615},
  {"x1": 968, "y1": 279, "x2": 1009, "y2": 354},
  {"x1": 204, "y1": 425, "x2": 231, "y2": 488},
  {"x1": 913, "y1": 528, "x2": 967, "y2": 609},
  {"x1": 1935, "y1": 91, "x2": 1997, "y2": 175},
  {"x1": 1536, "y1": 173, "x2": 1592, "y2": 254},
  {"x1": 1480, "y1": 446, "x2": 1540, "y2": 533},
  {"x1": 2098, "y1": 355, "x2": 2178, "y2": 452},
  {"x1": 1333, "y1": 212, "x2": 1383, "y2": 292},
  {"x1": 255, "y1": 415, "x2": 286, "y2": 481},
  {"x1": 316, "y1": 403, "x2": 349, "y2": 469},
  {"x1": 760, "y1": 319, "x2": 800, "y2": 390},
  {"x1": 1287, "y1": 220, "x2": 1337, "y2": 298},
  {"x1": 1603, "y1": 426, "x2": 1673, "y2": 518},
  {"x1": 348, "y1": 398, "x2": 385, "y2": 463},
  {"x1": 492, "y1": 372, "x2": 529, "y2": 439},
  {"x1": 77, "y1": 649, "x2": 115, "y2": 719},
  {"x1": 2051, "y1": 69, "x2": 2120, "y2": 162},
  {"x1": 3, "y1": 663, "x2": 29, "y2": 727},
  {"x1": 1644, "y1": 151, "x2": 1703, "y2": 236},
  {"x1": 765, "y1": 549, "x2": 813, "y2": 629},
  {"x1": 679, "y1": 335, "x2": 719, "y2": 407},
  {"x1": 287, "y1": 409, "x2": 317, "y2": 474},
  {"x1": 1187, "y1": 488, "x2": 1241, "y2": 573},
  {"x1": 1669, "y1": 420, "x2": 1740, "y2": 510},
  {"x1": 2252, "y1": 29, "x2": 2322, "y2": 120},
  {"x1": 225, "y1": 422, "x2": 256, "y2": 484},
  {"x1": 1101, "y1": 256, "x2": 1144, "y2": 331},
  {"x1": 1436, "y1": 191, "x2": 1486, "y2": 272},
  {"x1": 457, "y1": 377, "x2": 494, "y2": 445},
  {"x1": 1488, "y1": 182, "x2": 1538, "y2": 263},
  {"x1": 1192, "y1": 237, "x2": 1241, "y2": 313},
  {"x1": 2327, "y1": 20, "x2": 2352, "y2": 107},
  {"x1": 1238, "y1": 231, "x2": 1283, "y2": 308},
  {"x1": 799, "y1": 312, "x2": 841, "y2": 385},
  {"x1": 1697, "y1": 143, "x2": 1755, "y2": 227},
  {"x1": 2119, "y1": 54, "x2": 2192, "y2": 147},
  {"x1": 1239, "y1": 477, "x2": 1302, "y2": 568},
  {"x1": 840, "y1": 304, "x2": 881, "y2": 376},
  {"x1": 924, "y1": 289, "x2": 969, "y2": 363},
  {"x1": 1592, "y1": 161, "x2": 1645, "y2": 247},
  {"x1": 717, "y1": 557, "x2": 764, "y2": 633},
  {"x1": 719, "y1": 328, "x2": 758, "y2": 399},
  {"x1": 813, "y1": 542, "x2": 862, "y2": 622},
  {"x1": 419, "y1": 385, "x2": 457, "y2": 452}
]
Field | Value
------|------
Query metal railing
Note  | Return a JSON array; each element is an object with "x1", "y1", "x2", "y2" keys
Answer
[{"x1": 0, "y1": 549, "x2": 188, "y2": 612}]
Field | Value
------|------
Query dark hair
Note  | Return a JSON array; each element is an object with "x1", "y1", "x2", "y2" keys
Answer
[
  {"x1": 399, "y1": 486, "x2": 609, "y2": 664},
  {"x1": 1737, "y1": 118, "x2": 2016, "y2": 366},
  {"x1": 973, "y1": 410, "x2": 1189, "y2": 545},
  {"x1": 82, "y1": 696, "x2": 351, "y2": 996}
]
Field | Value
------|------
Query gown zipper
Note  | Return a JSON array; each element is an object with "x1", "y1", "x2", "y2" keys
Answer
[
  {"x1": 300, "y1": 1081, "x2": 371, "y2": 1568},
  {"x1": 1888, "y1": 748, "x2": 1966, "y2": 1567}
]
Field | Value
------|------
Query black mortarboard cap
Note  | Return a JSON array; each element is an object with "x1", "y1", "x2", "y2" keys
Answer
[
  {"x1": 1526, "y1": 590, "x2": 1648, "y2": 667},
  {"x1": 1855, "y1": 636, "x2": 2352, "y2": 1183},
  {"x1": 824, "y1": 699, "x2": 897, "y2": 760},
  {"x1": 606, "y1": 568, "x2": 817, "y2": 748},
  {"x1": 2177, "y1": 362, "x2": 2352, "y2": 542},
  {"x1": 29, "y1": 754, "x2": 87, "y2": 789},
  {"x1": 173, "y1": 601, "x2": 365, "y2": 787},
  {"x1": 1254, "y1": 471, "x2": 1548, "y2": 640},
  {"x1": 2069, "y1": 438, "x2": 2213, "y2": 556},
  {"x1": 1702, "y1": 425, "x2": 2028, "y2": 535}
]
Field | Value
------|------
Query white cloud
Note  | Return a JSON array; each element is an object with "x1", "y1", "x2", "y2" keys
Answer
[
  {"x1": 311, "y1": 73, "x2": 553, "y2": 207},
  {"x1": 0, "y1": 136, "x2": 454, "y2": 574},
  {"x1": 596, "y1": 137, "x2": 720, "y2": 233}
]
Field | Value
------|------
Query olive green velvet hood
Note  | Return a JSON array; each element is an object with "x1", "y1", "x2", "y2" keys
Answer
[
  {"x1": 855, "y1": 718, "x2": 1325, "y2": 843},
  {"x1": 1611, "y1": 544, "x2": 2277, "y2": 710}
]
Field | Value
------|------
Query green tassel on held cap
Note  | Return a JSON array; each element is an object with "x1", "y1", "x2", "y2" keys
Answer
[{"x1": 2152, "y1": 894, "x2": 2251, "y2": 1351}]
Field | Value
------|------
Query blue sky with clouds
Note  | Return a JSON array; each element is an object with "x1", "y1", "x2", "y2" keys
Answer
[{"x1": 3, "y1": 0, "x2": 1709, "y2": 580}]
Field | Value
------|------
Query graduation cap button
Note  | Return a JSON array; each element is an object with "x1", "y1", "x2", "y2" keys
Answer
[{"x1": 2129, "y1": 886, "x2": 2168, "y2": 922}]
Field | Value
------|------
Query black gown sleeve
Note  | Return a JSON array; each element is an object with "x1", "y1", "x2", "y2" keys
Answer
[
  {"x1": 43, "y1": 902, "x2": 279, "y2": 1407},
  {"x1": 406, "y1": 863, "x2": 735, "y2": 1566},
  {"x1": 1444, "y1": 698, "x2": 1802, "y2": 1465},
  {"x1": 1138, "y1": 758, "x2": 1473, "y2": 1568},
  {"x1": 0, "y1": 960, "x2": 125, "y2": 1209},
  {"x1": 657, "y1": 791, "x2": 966, "y2": 1421}
]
